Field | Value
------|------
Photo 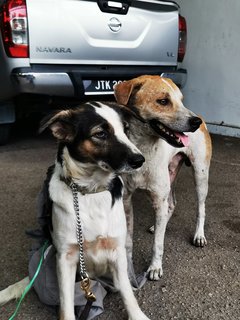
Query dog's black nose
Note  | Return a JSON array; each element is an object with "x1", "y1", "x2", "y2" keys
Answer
[
  {"x1": 189, "y1": 116, "x2": 202, "y2": 132},
  {"x1": 128, "y1": 154, "x2": 145, "y2": 169}
]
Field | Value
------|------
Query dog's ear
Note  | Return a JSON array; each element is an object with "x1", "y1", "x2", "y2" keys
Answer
[
  {"x1": 39, "y1": 110, "x2": 76, "y2": 142},
  {"x1": 114, "y1": 80, "x2": 134, "y2": 105},
  {"x1": 114, "y1": 80, "x2": 144, "y2": 106}
]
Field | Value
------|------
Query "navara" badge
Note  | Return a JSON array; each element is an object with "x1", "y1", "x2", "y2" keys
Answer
[{"x1": 36, "y1": 47, "x2": 72, "y2": 53}]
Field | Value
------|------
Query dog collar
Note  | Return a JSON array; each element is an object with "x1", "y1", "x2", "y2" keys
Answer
[{"x1": 61, "y1": 176, "x2": 107, "y2": 195}]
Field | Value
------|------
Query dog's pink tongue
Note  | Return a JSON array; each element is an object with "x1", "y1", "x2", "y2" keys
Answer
[{"x1": 175, "y1": 132, "x2": 189, "y2": 147}]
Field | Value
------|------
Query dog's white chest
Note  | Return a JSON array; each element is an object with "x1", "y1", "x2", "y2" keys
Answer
[{"x1": 50, "y1": 179, "x2": 126, "y2": 249}]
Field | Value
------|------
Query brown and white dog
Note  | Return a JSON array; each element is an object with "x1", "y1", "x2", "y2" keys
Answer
[
  {"x1": 0, "y1": 102, "x2": 150, "y2": 320},
  {"x1": 114, "y1": 75, "x2": 212, "y2": 281}
]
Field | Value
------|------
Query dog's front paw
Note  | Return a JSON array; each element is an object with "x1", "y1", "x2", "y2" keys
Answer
[
  {"x1": 147, "y1": 265, "x2": 163, "y2": 281},
  {"x1": 193, "y1": 234, "x2": 207, "y2": 247}
]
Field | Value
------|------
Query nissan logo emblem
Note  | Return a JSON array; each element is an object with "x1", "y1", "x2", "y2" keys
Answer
[{"x1": 108, "y1": 17, "x2": 122, "y2": 32}]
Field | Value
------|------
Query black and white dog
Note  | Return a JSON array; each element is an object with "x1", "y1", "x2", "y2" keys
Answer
[{"x1": 0, "y1": 102, "x2": 150, "y2": 320}]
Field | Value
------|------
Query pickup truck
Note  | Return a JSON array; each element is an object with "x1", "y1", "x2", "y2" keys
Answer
[{"x1": 0, "y1": 0, "x2": 187, "y2": 144}]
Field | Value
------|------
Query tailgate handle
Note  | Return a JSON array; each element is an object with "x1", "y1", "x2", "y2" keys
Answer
[{"x1": 97, "y1": 0, "x2": 131, "y2": 14}]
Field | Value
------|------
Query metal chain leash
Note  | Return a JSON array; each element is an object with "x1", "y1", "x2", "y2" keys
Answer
[{"x1": 70, "y1": 182, "x2": 96, "y2": 302}]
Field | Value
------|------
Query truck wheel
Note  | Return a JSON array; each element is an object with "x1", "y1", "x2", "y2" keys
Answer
[{"x1": 0, "y1": 124, "x2": 11, "y2": 145}]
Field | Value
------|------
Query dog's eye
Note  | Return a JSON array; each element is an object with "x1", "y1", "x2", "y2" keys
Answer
[
  {"x1": 93, "y1": 131, "x2": 108, "y2": 140},
  {"x1": 157, "y1": 99, "x2": 169, "y2": 106}
]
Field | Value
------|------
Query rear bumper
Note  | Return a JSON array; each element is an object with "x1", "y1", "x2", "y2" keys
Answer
[{"x1": 11, "y1": 66, "x2": 187, "y2": 98}]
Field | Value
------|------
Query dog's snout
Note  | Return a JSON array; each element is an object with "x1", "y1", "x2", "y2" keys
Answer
[
  {"x1": 189, "y1": 117, "x2": 202, "y2": 132},
  {"x1": 128, "y1": 154, "x2": 145, "y2": 169}
]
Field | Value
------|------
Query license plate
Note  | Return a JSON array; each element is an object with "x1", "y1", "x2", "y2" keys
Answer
[{"x1": 83, "y1": 80, "x2": 124, "y2": 95}]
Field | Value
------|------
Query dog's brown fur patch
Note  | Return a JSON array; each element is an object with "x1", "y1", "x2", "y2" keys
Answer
[
  {"x1": 199, "y1": 121, "x2": 212, "y2": 163},
  {"x1": 67, "y1": 237, "x2": 118, "y2": 260},
  {"x1": 82, "y1": 140, "x2": 96, "y2": 155},
  {"x1": 84, "y1": 236, "x2": 118, "y2": 253},
  {"x1": 66, "y1": 244, "x2": 79, "y2": 260}
]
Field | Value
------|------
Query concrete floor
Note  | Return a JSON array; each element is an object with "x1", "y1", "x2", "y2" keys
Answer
[{"x1": 0, "y1": 120, "x2": 239, "y2": 320}]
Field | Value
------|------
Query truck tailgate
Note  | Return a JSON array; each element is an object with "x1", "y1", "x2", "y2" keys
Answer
[{"x1": 26, "y1": 0, "x2": 179, "y2": 66}]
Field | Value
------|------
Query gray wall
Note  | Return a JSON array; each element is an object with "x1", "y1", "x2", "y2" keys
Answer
[{"x1": 177, "y1": 0, "x2": 240, "y2": 137}]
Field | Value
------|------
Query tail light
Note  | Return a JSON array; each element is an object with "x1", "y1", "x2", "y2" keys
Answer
[
  {"x1": 1, "y1": 0, "x2": 29, "y2": 58},
  {"x1": 178, "y1": 15, "x2": 187, "y2": 62}
]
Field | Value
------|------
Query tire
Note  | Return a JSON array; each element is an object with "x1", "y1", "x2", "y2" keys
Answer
[{"x1": 0, "y1": 124, "x2": 11, "y2": 145}]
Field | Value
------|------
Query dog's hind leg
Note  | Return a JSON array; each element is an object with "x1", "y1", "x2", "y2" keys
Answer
[
  {"x1": 113, "y1": 247, "x2": 150, "y2": 320},
  {"x1": 56, "y1": 252, "x2": 77, "y2": 320},
  {"x1": 0, "y1": 276, "x2": 29, "y2": 306}
]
